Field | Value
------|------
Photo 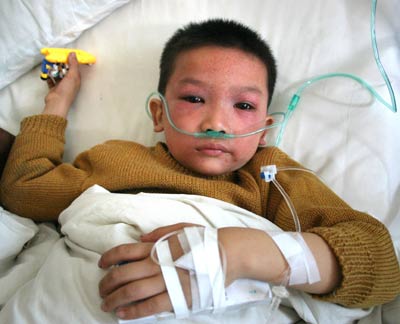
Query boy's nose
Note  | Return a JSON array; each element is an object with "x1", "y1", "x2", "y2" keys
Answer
[{"x1": 199, "y1": 105, "x2": 230, "y2": 134}]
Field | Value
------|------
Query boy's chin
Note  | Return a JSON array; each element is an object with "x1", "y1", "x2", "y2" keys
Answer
[{"x1": 184, "y1": 161, "x2": 239, "y2": 177}]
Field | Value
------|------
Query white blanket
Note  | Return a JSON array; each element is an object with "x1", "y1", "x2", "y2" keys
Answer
[{"x1": 0, "y1": 185, "x2": 380, "y2": 323}]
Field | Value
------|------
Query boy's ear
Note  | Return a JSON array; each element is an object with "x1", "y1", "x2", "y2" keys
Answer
[
  {"x1": 149, "y1": 98, "x2": 164, "y2": 132},
  {"x1": 258, "y1": 116, "x2": 274, "y2": 146}
]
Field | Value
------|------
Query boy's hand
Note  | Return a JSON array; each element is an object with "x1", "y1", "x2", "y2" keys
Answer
[
  {"x1": 98, "y1": 233, "x2": 192, "y2": 320},
  {"x1": 98, "y1": 224, "x2": 293, "y2": 321},
  {"x1": 42, "y1": 52, "x2": 81, "y2": 118},
  {"x1": 98, "y1": 223, "x2": 245, "y2": 320}
]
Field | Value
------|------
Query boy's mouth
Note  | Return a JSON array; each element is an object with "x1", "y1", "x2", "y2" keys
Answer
[{"x1": 196, "y1": 143, "x2": 228, "y2": 156}]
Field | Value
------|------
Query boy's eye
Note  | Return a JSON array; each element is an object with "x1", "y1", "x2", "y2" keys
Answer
[
  {"x1": 235, "y1": 102, "x2": 255, "y2": 110},
  {"x1": 182, "y1": 96, "x2": 204, "y2": 104}
]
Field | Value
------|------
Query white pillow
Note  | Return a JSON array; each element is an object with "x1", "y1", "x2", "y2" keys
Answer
[{"x1": 0, "y1": 0, "x2": 130, "y2": 90}]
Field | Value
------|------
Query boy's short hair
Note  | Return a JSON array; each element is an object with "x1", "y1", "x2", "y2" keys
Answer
[{"x1": 158, "y1": 19, "x2": 277, "y2": 107}]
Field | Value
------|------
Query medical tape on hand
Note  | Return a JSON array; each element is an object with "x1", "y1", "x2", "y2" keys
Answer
[
  {"x1": 183, "y1": 227, "x2": 213, "y2": 309},
  {"x1": 154, "y1": 227, "x2": 227, "y2": 318},
  {"x1": 203, "y1": 227, "x2": 226, "y2": 313},
  {"x1": 294, "y1": 233, "x2": 320, "y2": 284},
  {"x1": 156, "y1": 240, "x2": 190, "y2": 319},
  {"x1": 175, "y1": 227, "x2": 226, "y2": 313},
  {"x1": 271, "y1": 232, "x2": 321, "y2": 285},
  {"x1": 177, "y1": 232, "x2": 201, "y2": 313}
]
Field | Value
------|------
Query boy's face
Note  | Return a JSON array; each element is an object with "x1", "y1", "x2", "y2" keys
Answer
[{"x1": 151, "y1": 46, "x2": 273, "y2": 176}]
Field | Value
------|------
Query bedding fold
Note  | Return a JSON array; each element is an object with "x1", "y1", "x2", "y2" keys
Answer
[{"x1": 0, "y1": 186, "x2": 373, "y2": 323}]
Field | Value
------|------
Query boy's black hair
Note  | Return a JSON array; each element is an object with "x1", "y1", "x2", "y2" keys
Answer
[{"x1": 158, "y1": 19, "x2": 277, "y2": 107}]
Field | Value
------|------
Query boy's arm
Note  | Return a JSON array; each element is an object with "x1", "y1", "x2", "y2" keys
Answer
[
  {"x1": 218, "y1": 227, "x2": 341, "y2": 294},
  {"x1": 98, "y1": 224, "x2": 340, "y2": 320},
  {"x1": 142, "y1": 224, "x2": 340, "y2": 293},
  {"x1": 99, "y1": 218, "x2": 399, "y2": 320},
  {"x1": 0, "y1": 53, "x2": 86, "y2": 221}
]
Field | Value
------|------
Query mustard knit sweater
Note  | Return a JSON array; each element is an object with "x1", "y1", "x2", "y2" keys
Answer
[{"x1": 1, "y1": 114, "x2": 399, "y2": 308}]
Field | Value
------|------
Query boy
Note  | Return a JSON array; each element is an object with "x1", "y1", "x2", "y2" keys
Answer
[{"x1": 1, "y1": 19, "x2": 399, "y2": 320}]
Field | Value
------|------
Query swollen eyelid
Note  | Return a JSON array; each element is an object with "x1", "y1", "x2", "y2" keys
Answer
[
  {"x1": 235, "y1": 102, "x2": 255, "y2": 110},
  {"x1": 182, "y1": 96, "x2": 204, "y2": 103}
]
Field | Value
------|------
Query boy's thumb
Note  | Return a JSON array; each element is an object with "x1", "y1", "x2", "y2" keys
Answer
[{"x1": 68, "y1": 52, "x2": 78, "y2": 65}]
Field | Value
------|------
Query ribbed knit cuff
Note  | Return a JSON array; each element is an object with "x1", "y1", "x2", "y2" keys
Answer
[
  {"x1": 308, "y1": 224, "x2": 377, "y2": 307},
  {"x1": 21, "y1": 114, "x2": 67, "y2": 142}
]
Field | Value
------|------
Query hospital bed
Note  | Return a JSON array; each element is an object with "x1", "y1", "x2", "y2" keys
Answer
[{"x1": 0, "y1": 0, "x2": 399, "y2": 323}]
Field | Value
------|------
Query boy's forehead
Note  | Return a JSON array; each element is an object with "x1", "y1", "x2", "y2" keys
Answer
[
  {"x1": 175, "y1": 45, "x2": 261, "y2": 64},
  {"x1": 167, "y1": 45, "x2": 268, "y2": 96},
  {"x1": 171, "y1": 45, "x2": 269, "y2": 86}
]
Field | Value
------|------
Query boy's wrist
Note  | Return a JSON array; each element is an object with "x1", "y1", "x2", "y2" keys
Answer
[
  {"x1": 217, "y1": 228, "x2": 241, "y2": 285},
  {"x1": 42, "y1": 98, "x2": 70, "y2": 118},
  {"x1": 218, "y1": 227, "x2": 288, "y2": 286}
]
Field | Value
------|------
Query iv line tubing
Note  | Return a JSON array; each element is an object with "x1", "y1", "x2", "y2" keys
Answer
[
  {"x1": 293, "y1": 0, "x2": 397, "y2": 111},
  {"x1": 370, "y1": 0, "x2": 396, "y2": 113},
  {"x1": 273, "y1": 166, "x2": 321, "y2": 233},
  {"x1": 275, "y1": 0, "x2": 397, "y2": 146}
]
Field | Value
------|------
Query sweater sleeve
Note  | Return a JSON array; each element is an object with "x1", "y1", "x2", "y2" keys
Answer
[
  {"x1": 263, "y1": 148, "x2": 400, "y2": 308},
  {"x1": 0, "y1": 114, "x2": 90, "y2": 221},
  {"x1": 308, "y1": 213, "x2": 400, "y2": 308}
]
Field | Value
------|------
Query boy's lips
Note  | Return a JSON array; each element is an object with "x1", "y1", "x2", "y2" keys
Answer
[{"x1": 196, "y1": 143, "x2": 228, "y2": 156}]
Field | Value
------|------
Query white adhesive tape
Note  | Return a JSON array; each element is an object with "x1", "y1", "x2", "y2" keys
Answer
[
  {"x1": 203, "y1": 227, "x2": 226, "y2": 313},
  {"x1": 156, "y1": 240, "x2": 190, "y2": 319},
  {"x1": 271, "y1": 232, "x2": 320, "y2": 285}
]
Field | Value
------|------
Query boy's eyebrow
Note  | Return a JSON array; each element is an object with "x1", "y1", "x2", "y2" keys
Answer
[
  {"x1": 177, "y1": 78, "x2": 206, "y2": 87},
  {"x1": 233, "y1": 85, "x2": 264, "y2": 95},
  {"x1": 178, "y1": 78, "x2": 264, "y2": 94}
]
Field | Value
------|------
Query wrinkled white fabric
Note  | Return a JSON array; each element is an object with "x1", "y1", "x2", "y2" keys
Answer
[{"x1": 0, "y1": 185, "x2": 374, "y2": 323}]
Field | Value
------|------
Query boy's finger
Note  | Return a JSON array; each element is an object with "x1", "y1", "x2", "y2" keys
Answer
[
  {"x1": 64, "y1": 52, "x2": 81, "y2": 89},
  {"x1": 141, "y1": 223, "x2": 200, "y2": 242},
  {"x1": 46, "y1": 78, "x2": 56, "y2": 89},
  {"x1": 98, "y1": 243, "x2": 153, "y2": 269},
  {"x1": 113, "y1": 267, "x2": 192, "y2": 319},
  {"x1": 99, "y1": 257, "x2": 160, "y2": 297},
  {"x1": 66, "y1": 52, "x2": 79, "y2": 77},
  {"x1": 115, "y1": 292, "x2": 172, "y2": 320},
  {"x1": 67, "y1": 52, "x2": 78, "y2": 66},
  {"x1": 101, "y1": 274, "x2": 167, "y2": 313}
]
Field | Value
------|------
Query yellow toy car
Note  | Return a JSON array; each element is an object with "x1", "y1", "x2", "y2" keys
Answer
[{"x1": 40, "y1": 48, "x2": 96, "y2": 81}]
